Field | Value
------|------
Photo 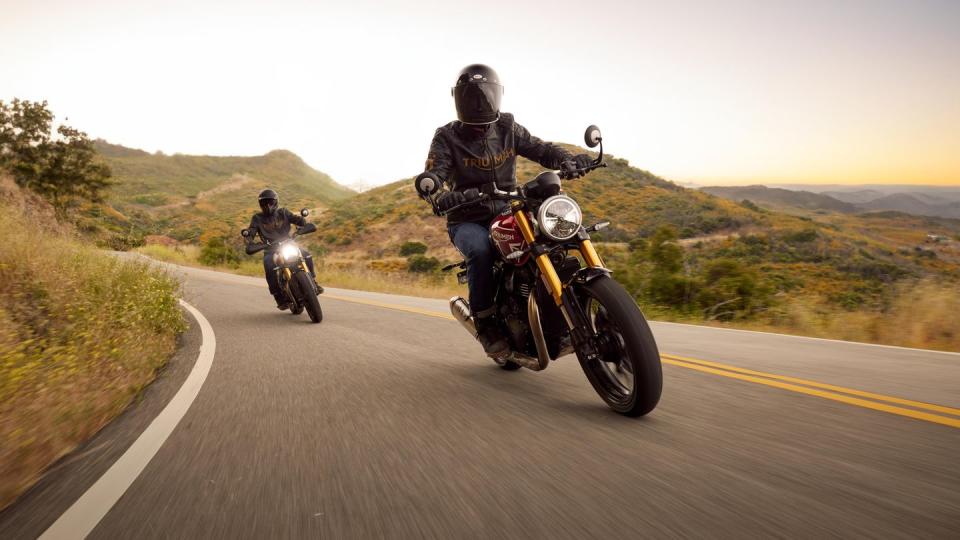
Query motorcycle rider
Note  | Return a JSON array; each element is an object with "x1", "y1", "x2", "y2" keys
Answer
[
  {"x1": 422, "y1": 64, "x2": 594, "y2": 356},
  {"x1": 244, "y1": 189, "x2": 321, "y2": 309}
]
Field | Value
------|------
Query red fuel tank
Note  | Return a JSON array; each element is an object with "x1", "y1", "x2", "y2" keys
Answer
[{"x1": 489, "y1": 213, "x2": 530, "y2": 265}]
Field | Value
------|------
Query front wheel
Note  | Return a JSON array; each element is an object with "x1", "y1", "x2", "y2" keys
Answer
[
  {"x1": 575, "y1": 276, "x2": 662, "y2": 416},
  {"x1": 493, "y1": 356, "x2": 521, "y2": 371},
  {"x1": 293, "y1": 271, "x2": 323, "y2": 323}
]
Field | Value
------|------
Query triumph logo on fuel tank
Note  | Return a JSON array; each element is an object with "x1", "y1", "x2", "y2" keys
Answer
[
  {"x1": 462, "y1": 148, "x2": 515, "y2": 170},
  {"x1": 491, "y1": 230, "x2": 516, "y2": 242}
]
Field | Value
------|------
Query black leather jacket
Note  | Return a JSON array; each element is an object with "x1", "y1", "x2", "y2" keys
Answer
[
  {"x1": 425, "y1": 113, "x2": 572, "y2": 224},
  {"x1": 245, "y1": 208, "x2": 315, "y2": 254}
]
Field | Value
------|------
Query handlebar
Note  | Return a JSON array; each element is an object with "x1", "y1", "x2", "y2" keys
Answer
[
  {"x1": 439, "y1": 191, "x2": 516, "y2": 216},
  {"x1": 438, "y1": 160, "x2": 607, "y2": 216},
  {"x1": 558, "y1": 161, "x2": 607, "y2": 180}
]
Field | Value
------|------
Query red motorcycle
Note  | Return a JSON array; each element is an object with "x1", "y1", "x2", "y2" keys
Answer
[{"x1": 417, "y1": 126, "x2": 662, "y2": 416}]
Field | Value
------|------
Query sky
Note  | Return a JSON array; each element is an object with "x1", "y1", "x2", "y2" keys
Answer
[{"x1": 2, "y1": 0, "x2": 959, "y2": 188}]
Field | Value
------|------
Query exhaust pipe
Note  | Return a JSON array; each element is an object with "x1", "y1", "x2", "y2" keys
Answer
[{"x1": 449, "y1": 297, "x2": 477, "y2": 337}]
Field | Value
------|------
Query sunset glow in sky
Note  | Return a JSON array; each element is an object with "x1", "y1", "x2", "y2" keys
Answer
[{"x1": 2, "y1": 0, "x2": 958, "y2": 187}]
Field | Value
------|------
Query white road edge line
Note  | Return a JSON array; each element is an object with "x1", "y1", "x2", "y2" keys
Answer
[{"x1": 40, "y1": 299, "x2": 217, "y2": 540}]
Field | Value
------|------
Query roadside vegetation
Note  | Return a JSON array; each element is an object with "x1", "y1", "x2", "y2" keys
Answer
[
  {"x1": 137, "y1": 242, "x2": 462, "y2": 298},
  {"x1": 0, "y1": 100, "x2": 185, "y2": 509}
]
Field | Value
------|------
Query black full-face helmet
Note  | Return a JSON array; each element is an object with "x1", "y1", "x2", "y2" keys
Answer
[
  {"x1": 452, "y1": 64, "x2": 502, "y2": 125},
  {"x1": 258, "y1": 189, "x2": 279, "y2": 216}
]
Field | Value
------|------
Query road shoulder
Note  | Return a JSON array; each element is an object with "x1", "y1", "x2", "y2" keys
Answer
[{"x1": 0, "y1": 306, "x2": 202, "y2": 539}]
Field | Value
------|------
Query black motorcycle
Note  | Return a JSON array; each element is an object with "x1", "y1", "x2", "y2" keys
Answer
[
  {"x1": 241, "y1": 209, "x2": 323, "y2": 323},
  {"x1": 416, "y1": 126, "x2": 662, "y2": 416}
]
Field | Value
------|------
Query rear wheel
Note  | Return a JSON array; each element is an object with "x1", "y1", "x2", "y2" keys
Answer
[
  {"x1": 575, "y1": 276, "x2": 662, "y2": 416},
  {"x1": 293, "y1": 271, "x2": 323, "y2": 323}
]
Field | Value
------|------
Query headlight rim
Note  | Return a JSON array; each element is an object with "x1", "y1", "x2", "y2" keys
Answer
[{"x1": 536, "y1": 195, "x2": 583, "y2": 242}]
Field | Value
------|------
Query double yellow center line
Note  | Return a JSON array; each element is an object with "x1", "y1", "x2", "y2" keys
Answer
[
  {"x1": 662, "y1": 355, "x2": 960, "y2": 429},
  {"x1": 324, "y1": 293, "x2": 960, "y2": 429}
]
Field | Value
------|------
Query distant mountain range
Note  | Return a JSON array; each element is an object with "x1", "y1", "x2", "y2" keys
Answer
[{"x1": 701, "y1": 184, "x2": 960, "y2": 219}]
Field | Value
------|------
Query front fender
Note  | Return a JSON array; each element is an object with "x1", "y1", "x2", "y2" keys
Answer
[{"x1": 571, "y1": 266, "x2": 611, "y2": 285}]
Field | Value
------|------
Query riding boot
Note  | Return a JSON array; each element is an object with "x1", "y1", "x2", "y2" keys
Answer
[{"x1": 474, "y1": 307, "x2": 509, "y2": 357}]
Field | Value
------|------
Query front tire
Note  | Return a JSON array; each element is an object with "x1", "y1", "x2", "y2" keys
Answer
[
  {"x1": 293, "y1": 271, "x2": 323, "y2": 323},
  {"x1": 493, "y1": 356, "x2": 521, "y2": 371},
  {"x1": 575, "y1": 276, "x2": 662, "y2": 416}
]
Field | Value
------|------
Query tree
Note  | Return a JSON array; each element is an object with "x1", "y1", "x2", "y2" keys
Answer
[
  {"x1": 647, "y1": 225, "x2": 683, "y2": 274},
  {"x1": 0, "y1": 99, "x2": 112, "y2": 211},
  {"x1": 645, "y1": 225, "x2": 697, "y2": 307}
]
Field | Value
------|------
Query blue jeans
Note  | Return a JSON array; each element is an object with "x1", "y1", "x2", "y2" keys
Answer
[
  {"x1": 263, "y1": 249, "x2": 315, "y2": 300},
  {"x1": 448, "y1": 222, "x2": 496, "y2": 315}
]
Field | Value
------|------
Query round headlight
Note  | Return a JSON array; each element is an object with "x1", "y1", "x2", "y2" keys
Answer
[
  {"x1": 281, "y1": 243, "x2": 299, "y2": 261},
  {"x1": 537, "y1": 195, "x2": 582, "y2": 241}
]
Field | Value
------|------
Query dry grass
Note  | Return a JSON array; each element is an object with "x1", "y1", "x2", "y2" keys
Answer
[
  {"x1": 656, "y1": 280, "x2": 959, "y2": 353},
  {"x1": 874, "y1": 280, "x2": 960, "y2": 351},
  {"x1": 0, "y1": 182, "x2": 184, "y2": 509}
]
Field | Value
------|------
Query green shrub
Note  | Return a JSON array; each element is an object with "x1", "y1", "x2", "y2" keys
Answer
[
  {"x1": 648, "y1": 273, "x2": 697, "y2": 307},
  {"x1": 198, "y1": 237, "x2": 241, "y2": 268},
  {"x1": 740, "y1": 199, "x2": 760, "y2": 212},
  {"x1": 407, "y1": 254, "x2": 440, "y2": 273},
  {"x1": 697, "y1": 258, "x2": 767, "y2": 320},
  {"x1": 782, "y1": 229, "x2": 818, "y2": 244},
  {"x1": 399, "y1": 241, "x2": 428, "y2": 256}
]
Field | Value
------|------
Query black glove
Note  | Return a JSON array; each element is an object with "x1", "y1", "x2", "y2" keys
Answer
[
  {"x1": 559, "y1": 159, "x2": 582, "y2": 178},
  {"x1": 560, "y1": 154, "x2": 595, "y2": 179},
  {"x1": 436, "y1": 190, "x2": 467, "y2": 212},
  {"x1": 573, "y1": 153, "x2": 594, "y2": 170}
]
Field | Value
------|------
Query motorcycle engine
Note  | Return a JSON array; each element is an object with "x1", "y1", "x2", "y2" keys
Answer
[{"x1": 500, "y1": 266, "x2": 536, "y2": 355}]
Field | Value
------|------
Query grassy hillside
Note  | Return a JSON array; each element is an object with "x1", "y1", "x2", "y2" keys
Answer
[
  {"x1": 318, "y1": 148, "x2": 765, "y2": 258},
  {"x1": 112, "y1": 140, "x2": 959, "y2": 351},
  {"x1": 85, "y1": 141, "x2": 355, "y2": 244},
  {"x1": 0, "y1": 175, "x2": 184, "y2": 509}
]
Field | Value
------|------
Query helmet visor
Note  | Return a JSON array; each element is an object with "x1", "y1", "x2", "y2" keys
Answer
[
  {"x1": 453, "y1": 82, "x2": 502, "y2": 124},
  {"x1": 259, "y1": 198, "x2": 278, "y2": 214}
]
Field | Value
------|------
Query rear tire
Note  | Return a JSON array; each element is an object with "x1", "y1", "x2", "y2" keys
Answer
[
  {"x1": 293, "y1": 271, "x2": 323, "y2": 323},
  {"x1": 575, "y1": 276, "x2": 662, "y2": 416}
]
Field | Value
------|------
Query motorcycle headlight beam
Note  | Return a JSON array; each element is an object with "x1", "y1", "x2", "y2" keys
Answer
[
  {"x1": 537, "y1": 195, "x2": 582, "y2": 241},
  {"x1": 280, "y1": 243, "x2": 299, "y2": 261}
]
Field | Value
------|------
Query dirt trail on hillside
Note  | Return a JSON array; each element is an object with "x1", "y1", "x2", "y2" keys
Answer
[
  {"x1": 150, "y1": 174, "x2": 256, "y2": 211},
  {"x1": 196, "y1": 174, "x2": 254, "y2": 200}
]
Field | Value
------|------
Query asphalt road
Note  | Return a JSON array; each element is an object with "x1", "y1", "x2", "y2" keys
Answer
[{"x1": 3, "y1": 262, "x2": 959, "y2": 538}]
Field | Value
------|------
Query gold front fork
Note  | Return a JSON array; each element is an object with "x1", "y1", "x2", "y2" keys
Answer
[
  {"x1": 512, "y1": 203, "x2": 564, "y2": 306},
  {"x1": 579, "y1": 239, "x2": 605, "y2": 268}
]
